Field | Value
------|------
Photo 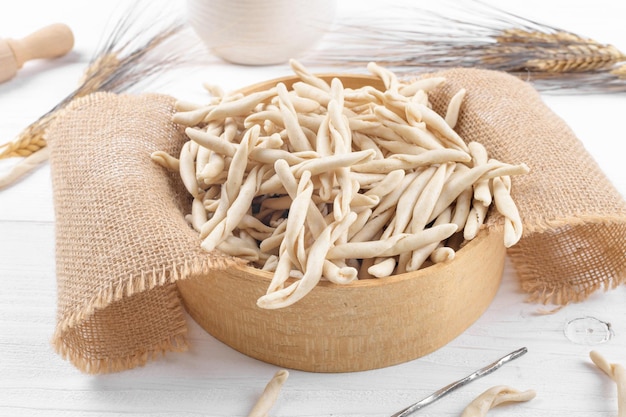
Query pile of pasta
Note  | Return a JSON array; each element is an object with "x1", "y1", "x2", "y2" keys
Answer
[{"x1": 153, "y1": 60, "x2": 529, "y2": 309}]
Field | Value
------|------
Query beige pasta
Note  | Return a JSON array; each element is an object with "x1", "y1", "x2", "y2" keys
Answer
[
  {"x1": 159, "y1": 60, "x2": 528, "y2": 308},
  {"x1": 445, "y1": 88, "x2": 467, "y2": 129},
  {"x1": 247, "y1": 370, "x2": 289, "y2": 417},
  {"x1": 493, "y1": 175, "x2": 524, "y2": 247},
  {"x1": 326, "y1": 223, "x2": 457, "y2": 260},
  {"x1": 467, "y1": 141, "x2": 491, "y2": 206},
  {"x1": 150, "y1": 150, "x2": 179, "y2": 171},
  {"x1": 590, "y1": 351, "x2": 626, "y2": 417},
  {"x1": 461, "y1": 385, "x2": 536, "y2": 417},
  {"x1": 398, "y1": 76, "x2": 446, "y2": 96}
]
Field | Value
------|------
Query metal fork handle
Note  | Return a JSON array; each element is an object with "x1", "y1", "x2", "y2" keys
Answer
[{"x1": 390, "y1": 347, "x2": 528, "y2": 417}]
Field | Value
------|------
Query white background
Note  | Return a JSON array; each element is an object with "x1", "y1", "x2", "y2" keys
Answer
[{"x1": 1, "y1": 0, "x2": 625, "y2": 416}]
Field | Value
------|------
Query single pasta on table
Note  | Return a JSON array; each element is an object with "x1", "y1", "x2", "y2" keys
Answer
[
  {"x1": 461, "y1": 385, "x2": 536, "y2": 417},
  {"x1": 153, "y1": 60, "x2": 529, "y2": 309}
]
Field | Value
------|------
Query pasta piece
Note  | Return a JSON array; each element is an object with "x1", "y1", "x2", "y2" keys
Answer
[
  {"x1": 323, "y1": 260, "x2": 358, "y2": 284},
  {"x1": 201, "y1": 165, "x2": 266, "y2": 251},
  {"x1": 464, "y1": 201, "x2": 489, "y2": 241},
  {"x1": 172, "y1": 105, "x2": 213, "y2": 126},
  {"x1": 190, "y1": 197, "x2": 208, "y2": 233},
  {"x1": 590, "y1": 351, "x2": 626, "y2": 417},
  {"x1": 393, "y1": 166, "x2": 437, "y2": 235},
  {"x1": 409, "y1": 163, "x2": 451, "y2": 233},
  {"x1": 413, "y1": 101, "x2": 469, "y2": 152},
  {"x1": 367, "y1": 257, "x2": 397, "y2": 278},
  {"x1": 277, "y1": 82, "x2": 314, "y2": 152},
  {"x1": 493, "y1": 176, "x2": 523, "y2": 247},
  {"x1": 399, "y1": 76, "x2": 446, "y2": 96},
  {"x1": 382, "y1": 119, "x2": 444, "y2": 150},
  {"x1": 289, "y1": 58, "x2": 330, "y2": 91},
  {"x1": 444, "y1": 88, "x2": 466, "y2": 129},
  {"x1": 200, "y1": 155, "x2": 226, "y2": 185},
  {"x1": 368, "y1": 61, "x2": 400, "y2": 91},
  {"x1": 274, "y1": 159, "x2": 327, "y2": 238},
  {"x1": 291, "y1": 81, "x2": 331, "y2": 107},
  {"x1": 327, "y1": 223, "x2": 457, "y2": 260},
  {"x1": 430, "y1": 246, "x2": 455, "y2": 264},
  {"x1": 280, "y1": 171, "x2": 314, "y2": 271},
  {"x1": 179, "y1": 141, "x2": 200, "y2": 198},
  {"x1": 461, "y1": 386, "x2": 536, "y2": 417},
  {"x1": 352, "y1": 149, "x2": 470, "y2": 174},
  {"x1": 407, "y1": 206, "x2": 453, "y2": 271},
  {"x1": 451, "y1": 186, "x2": 473, "y2": 231},
  {"x1": 150, "y1": 151, "x2": 179, "y2": 171},
  {"x1": 257, "y1": 213, "x2": 357, "y2": 309},
  {"x1": 217, "y1": 235, "x2": 261, "y2": 262},
  {"x1": 429, "y1": 161, "x2": 502, "y2": 223},
  {"x1": 205, "y1": 87, "x2": 277, "y2": 121},
  {"x1": 186, "y1": 127, "x2": 237, "y2": 157},
  {"x1": 247, "y1": 370, "x2": 289, "y2": 417},
  {"x1": 174, "y1": 100, "x2": 204, "y2": 112},
  {"x1": 468, "y1": 141, "x2": 491, "y2": 206},
  {"x1": 364, "y1": 170, "x2": 405, "y2": 198}
]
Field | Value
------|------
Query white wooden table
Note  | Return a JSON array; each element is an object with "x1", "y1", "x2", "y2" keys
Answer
[{"x1": 1, "y1": 1, "x2": 625, "y2": 416}]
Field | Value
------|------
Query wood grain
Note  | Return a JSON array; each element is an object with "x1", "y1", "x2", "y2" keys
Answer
[{"x1": 178, "y1": 228, "x2": 505, "y2": 373}]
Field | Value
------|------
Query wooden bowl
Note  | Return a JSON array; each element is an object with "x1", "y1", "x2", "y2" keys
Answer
[{"x1": 176, "y1": 74, "x2": 507, "y2": 372}]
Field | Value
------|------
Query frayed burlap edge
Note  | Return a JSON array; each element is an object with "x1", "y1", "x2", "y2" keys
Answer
[
  {"x1": 52, "y1": 257, "x2": 239, "y2": 335},
  {"x1": 47, "y1": 92, "x2": 245, "y2": 374},
  {"x1": 511, "y1": 216, "x2": 626, "y2": 305},
  {"x1": 51, "y1": 255, "x2": 244, "y2": 373},
  {"x1": 53, "y1": 284, "x2": 189, "y2": 374}
]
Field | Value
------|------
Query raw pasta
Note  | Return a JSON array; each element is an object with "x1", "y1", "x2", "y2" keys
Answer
[
  {"x1": 247, "y1": 370, "x2": 289, "y2": 417},
  {"x1": 461, "y1": 385, "x2": 536, "y2": 417},
  {"x1": 154, "y1": 60, "x2": 528, "y2": 309},
  {"x1": 590, "y1": 351, "x2": 626, "y2": 417}
]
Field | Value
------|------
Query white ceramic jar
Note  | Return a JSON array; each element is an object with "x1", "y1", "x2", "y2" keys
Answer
[{"x1": 187, "y1": 0, "x2": 337, "y2": 65}]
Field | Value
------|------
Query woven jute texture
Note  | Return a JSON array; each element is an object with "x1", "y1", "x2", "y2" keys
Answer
[
  {"x1": 48, "y1": 92, "x2": 242, "y2": 373},
  {"x1": 428, "y1": 68, "x2": 626, "y2": 304},
  {"x1": 47, "y1": 69, "x2": 626, "y2": 374}
]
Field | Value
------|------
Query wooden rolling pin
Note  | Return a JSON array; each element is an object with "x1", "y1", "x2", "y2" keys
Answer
[{"x1": 0, "y1": 23, "x2": 74, "y2": 84}]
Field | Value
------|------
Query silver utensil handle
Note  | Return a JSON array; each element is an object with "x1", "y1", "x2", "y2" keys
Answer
[{"x1": 390, "y1": 347, "x2": 528, "y2": 417}]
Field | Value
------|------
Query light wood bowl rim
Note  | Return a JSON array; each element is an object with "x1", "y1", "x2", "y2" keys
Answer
[{"x1": 177, "y1": 73, "x2": 506, "y2": 372}]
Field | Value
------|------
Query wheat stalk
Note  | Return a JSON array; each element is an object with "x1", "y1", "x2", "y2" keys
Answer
[
  {"x1": 0, "y1": 115, "x2": 51, "y2": 158},
  {"x1": 1, "y1": 24, "x2": 184, "y2": 160},
  {"x1": 493, "y1": 29, "x2": 626, "y2": 73},
  {"x1": 0, "y1": 1, "x2": 199, "y2": 188},
  {"x1": 309, "y1": 0, "x2": 626, "y2": 93},
  {"x1": 611, "y1": 64, "x2": 626, "y2": 78}
]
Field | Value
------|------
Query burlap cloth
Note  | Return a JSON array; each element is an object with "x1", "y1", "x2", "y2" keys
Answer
[{"x1": 47, "y1": 68, "x2": 626, "y2": 373}]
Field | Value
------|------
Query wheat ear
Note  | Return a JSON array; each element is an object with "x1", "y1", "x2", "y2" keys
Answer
[
  {"x1": 311, "y1": 1, "x2": 626, "y2": 92},
  {"x1": 495, "y1": 29, "x2": 626, "y2": 73},
  {"x1": 0, "y1": 1, "x2": 192, "y2": 189},
  {"x1": 611, "y1": 64, "x2": 626, "y2": 78},
  {"x1": 0, "y1": 114, "x2": 52, "y2": 159}
]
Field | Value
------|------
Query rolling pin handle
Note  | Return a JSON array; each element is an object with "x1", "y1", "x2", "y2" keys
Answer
[{"x1": 6, "y1": 23, "x2": 74, "y2": 69}]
